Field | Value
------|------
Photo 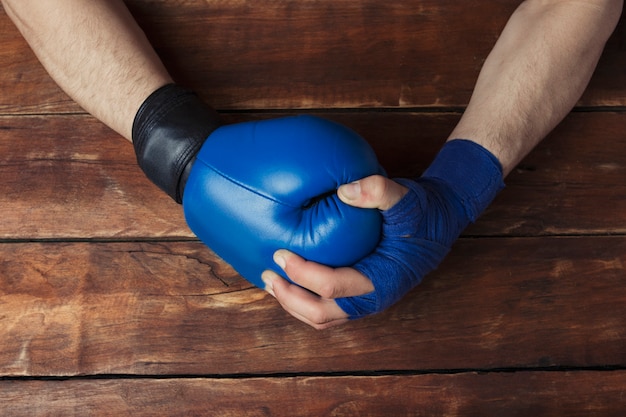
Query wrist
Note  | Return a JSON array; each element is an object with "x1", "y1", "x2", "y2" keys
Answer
[
  {"x1": 132, "y1": 83, "x2": 221, "y2": 203},
  {"x1": 421, "y1": 139, "x2": 505, "y2": 222}
]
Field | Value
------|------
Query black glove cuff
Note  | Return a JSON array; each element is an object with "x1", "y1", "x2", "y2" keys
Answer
[{"x1": 132, "y1": 84, "x2": 221, "y2": 203}]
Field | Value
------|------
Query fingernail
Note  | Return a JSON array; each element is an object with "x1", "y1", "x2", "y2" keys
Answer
[
  {"x1": 339, "y1": 181, "x2": 361, "y2": 201},
  {"x1": 273, "y1": 251, "x2": 286, "y2": 270},
  {"x1": 261, "y1": 271, "x2": 275, "y2": 296}
]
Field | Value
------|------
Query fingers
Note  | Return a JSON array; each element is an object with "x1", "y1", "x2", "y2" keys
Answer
[
  {"x1": 258, "y1": 177, "x2": 407, "y2": 329},
  {"x1": 273, "y1": 250, "x2": 374, "y2": 298},
  {"x1": 262, "y1": 269, "x2": 349, "y2": 330},
  {"x1": 261, "y1": 250, "x2": 375, "y2": 329},
  {"x1": 338, "y1": 175, "x2": 408, "y2": 211}
]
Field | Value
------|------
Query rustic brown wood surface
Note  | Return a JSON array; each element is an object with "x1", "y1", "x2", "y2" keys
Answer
[
  {"x1": 1, "y1": 1, "x2": 625, "y2": 114},
  {"x1": 0, "y1": 236, "x2": 625, "y2": 377},
  {"x1": 0, "y1": 0, "x2": 625, "y2": 415},
  {"x1": 1, "y1": 372, "x2": 625, "y2": 417}
]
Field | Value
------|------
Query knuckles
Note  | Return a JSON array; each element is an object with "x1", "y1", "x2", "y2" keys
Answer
[{"x1": 315, "y1": 282, "x2": 340, "y2": 300}]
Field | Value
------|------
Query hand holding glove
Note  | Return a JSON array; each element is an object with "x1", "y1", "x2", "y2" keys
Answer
[
  {"x1": 337, "y1": 139, "x2": 505, "y2": 317},
  {"x1": 264, "y1": 139, "x2": 505, "y2": 326}
]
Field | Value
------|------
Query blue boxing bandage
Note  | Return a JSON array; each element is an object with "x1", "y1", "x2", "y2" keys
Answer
[{"x1": 335, "y1": 139, "x2": 505, "y2": 318}]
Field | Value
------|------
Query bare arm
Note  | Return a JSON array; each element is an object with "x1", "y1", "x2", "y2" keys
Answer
[
  {"x1": 1, "y1": 0, "x2": 173, "y2": 141},
  {"x1": 265, "y1": 0, "x2": 624, "y2": 329},
  {"x1": 450, "y1": 0, "x2": 623, "y2": 176}
]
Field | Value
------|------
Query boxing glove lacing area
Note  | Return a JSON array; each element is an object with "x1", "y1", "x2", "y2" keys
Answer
[{"x1": 132, "y1": 83, "x2": 221, "y2": 203}]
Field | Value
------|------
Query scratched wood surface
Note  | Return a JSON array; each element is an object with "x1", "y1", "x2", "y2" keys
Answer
[
  {"x1": 1, "y1": 372, "x2": 626, "y2": 417},
  {"x1": 0, "y1": 236, "x2": 625, "y2": 377},
  {"x1": 1, "y1": 1, "x2": 625, "y2": 416},
  {"x1": 1, "y1": 1, "x2": 625, "y2": 113}
]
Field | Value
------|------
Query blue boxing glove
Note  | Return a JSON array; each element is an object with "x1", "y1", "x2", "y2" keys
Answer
[
  {"x1": 132, "y1": 84, "x2": 384, "y2": 290},
  {"x1": 335, "y1": 139, "x2": 505, "y2": 318},
  {"x1": 183, "y1": 115, "x2": 384, "y2": 289}
]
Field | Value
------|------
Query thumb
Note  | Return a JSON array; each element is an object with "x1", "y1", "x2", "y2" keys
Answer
[{"x1": 338, "y1": 175, "x2": 408, "y2": 211}]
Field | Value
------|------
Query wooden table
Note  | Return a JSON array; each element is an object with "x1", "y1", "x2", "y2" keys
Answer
[{"x1": 1, "y1": 1, "x2": 625, "y2": 415}]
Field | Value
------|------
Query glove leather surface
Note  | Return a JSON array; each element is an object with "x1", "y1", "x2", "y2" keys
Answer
[{"x1": 183, "y1": 115, "x2": 384, "y2": 289}]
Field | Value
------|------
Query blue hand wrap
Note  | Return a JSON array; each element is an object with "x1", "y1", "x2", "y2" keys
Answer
[{"x1": 335, "y1": 139, "x2": 505, "y2": 318}]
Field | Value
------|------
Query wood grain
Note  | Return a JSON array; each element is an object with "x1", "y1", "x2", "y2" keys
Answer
[
  {"x1": 1, "y1": 1, "x2": 625, "y2": 413},
  {"x1": 1, "y1": 1, "x2": 625, "y2": 114},
  {"x1": 1, "y1": 371, "x2": 625, "y2": 416},
  {"x1": 0, "y1": 237, "x2": 624, "y2": 377},
  {"x1": 0, "y1": 115, "x2": 190, "y2": 239}
]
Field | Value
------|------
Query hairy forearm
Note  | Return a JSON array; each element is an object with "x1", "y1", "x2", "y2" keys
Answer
[
  {"x1": 449, "y1": 0, "x2": 623, "y2": 175},
  {"x1": 2, "y1": 0, "x2": 172, "y2": 140}
]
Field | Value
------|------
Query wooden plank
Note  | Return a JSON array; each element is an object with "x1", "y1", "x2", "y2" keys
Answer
[
  {"x1": 0, "y1": 115, "x2": 191, "y2": 239},
  {"x1": 1, "y1": 371, "x2": 626, "y2": 416},
  {"x1": 468, "y1": 110, "x2": 626, "y2": 236},
  {"x1": 1, "y1": 3, "x2": 623, "y2": 415},
  {"x1": 0, "y1": 237, "x2": 624, "y2": 377},
  {"x1": 1, "y1": 112, "x2": 625, "y2": 239},
  {"x1": 1, "y1": 1, "x2": 624, "y2": 114}
]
